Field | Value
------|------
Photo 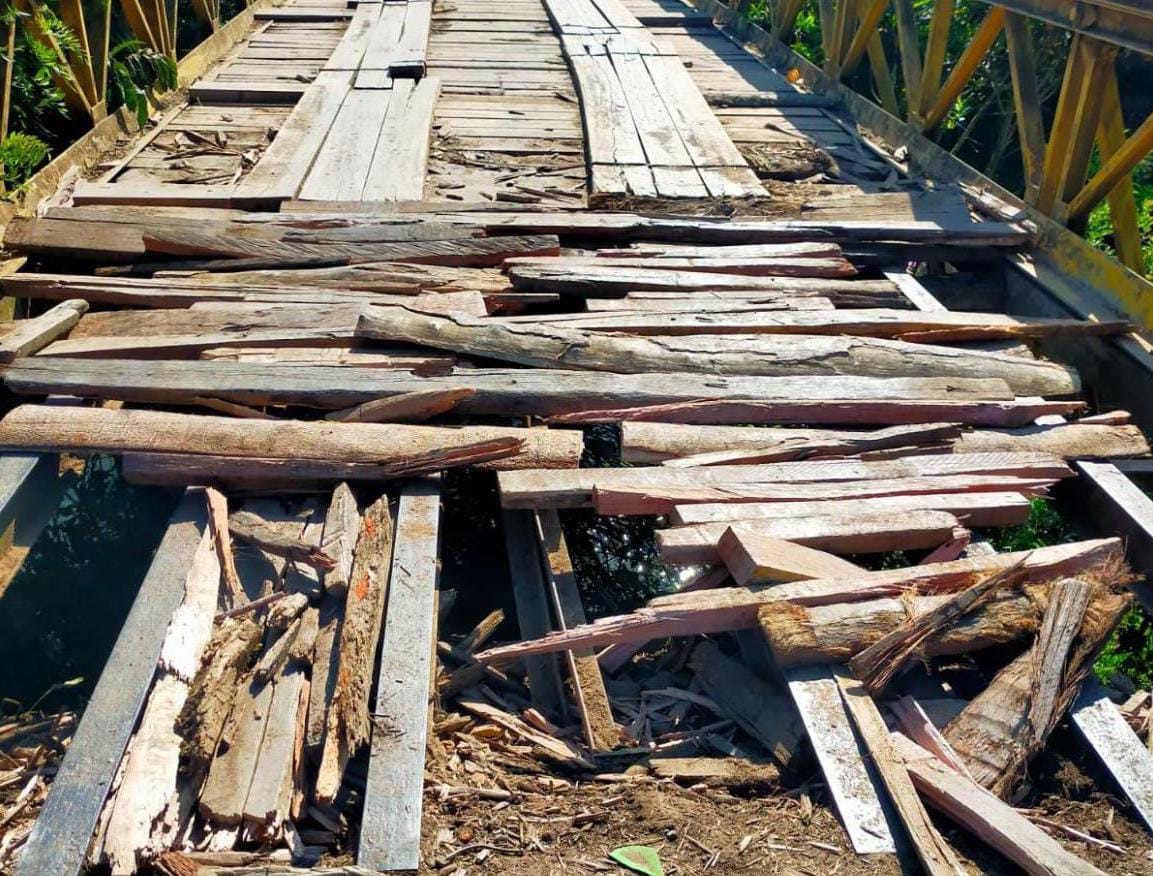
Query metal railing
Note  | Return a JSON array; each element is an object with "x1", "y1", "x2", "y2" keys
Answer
[{"x1": 739, "y1": 0, "x2": 1153, "y2": 277}]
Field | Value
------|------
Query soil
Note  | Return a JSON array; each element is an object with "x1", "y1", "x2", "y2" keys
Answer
[{"x1": 418, "y1": 699, "x2": 1153, "y2": 876}]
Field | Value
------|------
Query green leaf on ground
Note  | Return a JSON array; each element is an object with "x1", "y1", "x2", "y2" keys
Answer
[{"x1": 609, "y1": 845, "x2": 664, "y2": 876}]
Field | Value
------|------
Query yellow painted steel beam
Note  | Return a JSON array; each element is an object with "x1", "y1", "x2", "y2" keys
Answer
[
  {"x1": 971, "y1": 0, "x2": 1153, "y2": 57},
  {"x1": 1087, "y1": 69, "x2": 1144, "y2": 272},
  {"x1": 1036, "y1": 35, "x2": 1115, "y2": 215},
  {"x1": 1068, "y1": 107, "x2": 1153, "y2": 226},
  {"x1": 916, "y1": 0, "x2": 956, "y2": 120},
  {"x1": 921, "y1": 7, "x2": 1006, "y2": 133},
  {"x1": 1004, "y1": 12, "x2": 1046, "y2": 202},
  {"x1": 891, "y1": 0, "x2": 923, "y2": 119},
  {"x1": 841, "y1": 0, "x2": 890, "y2": 77},
  {"x1": 866, "y1": 31, "x2": 900, "y2": 117}
]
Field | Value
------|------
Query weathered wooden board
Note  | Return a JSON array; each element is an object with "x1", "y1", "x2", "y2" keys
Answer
[{"x1": 360, "y1": 478, "x2": 442, "y2": 871}]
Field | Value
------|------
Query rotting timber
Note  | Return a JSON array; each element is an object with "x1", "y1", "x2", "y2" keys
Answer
[{"x1": 4, "y1": 0, "x2": 1153, "y2": 874}]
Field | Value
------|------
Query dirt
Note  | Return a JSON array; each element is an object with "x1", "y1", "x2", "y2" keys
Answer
[{"x1": 418, "y1": 696, "x2": 1153, "y2": 876}]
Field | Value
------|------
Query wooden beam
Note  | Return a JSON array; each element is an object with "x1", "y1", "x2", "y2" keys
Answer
[
  {"x1": 502, "y1": 510, "x2": 566, "y2": 718},
  {"x1": 1067, "y1": 106, "x2": 1153, "y2": 227},
  {"x1": 891, "y1": 0, "x2": 922, "y2": 117},
  {"x1": 535, "y1": 510, "x2": 617, "y2": 751},
  {"x1": 360, "y1": 478, "x2": 442, "y2": 871},
  {"x1": 840, "y1": 0, "x2": 889, "y2": 77}
]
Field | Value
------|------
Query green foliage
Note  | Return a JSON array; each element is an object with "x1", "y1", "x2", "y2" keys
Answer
[
  {"x1": 5, "y1": 5, "x2": 76, "y2": 144},
  {"x1": 987, "y1": 498, "x2": 1075, "y2": 552},
  {"x1": 0, "y1": 131, "x2": 50, "y2": 189},
  {"x1": 107, "y1": 38, "x2": 176, "y2": 127},
  {"x1": 1095, "y1": 608, "x2": 1153, "y2": 689},
  {"x1": 1085, "y1": 158, "x2": 1153, "y2": 277}
]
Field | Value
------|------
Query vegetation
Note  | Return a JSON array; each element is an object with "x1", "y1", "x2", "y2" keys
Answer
[
  {"x1": 107, "y1": 38, "x2": 176, "y2": 127},
  {"x1": 736, "y1": 0, "x2": 1153, "y2": 276},
  {"x1": 0, "y1": 0, "x2": 219, "y2": 191}
]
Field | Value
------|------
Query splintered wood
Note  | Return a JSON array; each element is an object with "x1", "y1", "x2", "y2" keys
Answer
[{"x1": 6, "y1": 0, "x2": 1153, "y2": 871}]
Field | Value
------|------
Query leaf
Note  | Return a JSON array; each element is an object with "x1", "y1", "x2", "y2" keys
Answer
[{"x1": 609, "y1": 845, "x2": 664, "y2": 876}]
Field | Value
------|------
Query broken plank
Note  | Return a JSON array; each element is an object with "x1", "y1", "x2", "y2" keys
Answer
[
  {"x1": 892, "y1": 734, "x2": 1105, "y2": 875},
  {"x1": 0, "y1": 404, "x2": 582, "y2": 471},
  {"x1": 14, "y1": 491, "x2": 209, "y2": 876},
  {"x1": 316, "y1": 495, "x2": 394, "y2": 804},
  {"x1": 497, "y1": 452, "x2": 1072, "y2": 510},
  {"x1": 474, "y1": 540, "x2": 1123, "y2": 663},
  {"x1": 0, "y1": 300, "x2": 88, "y2": 363},
  {"x1": 535, "y1": 509, "x2": 617, "y2": 750}
]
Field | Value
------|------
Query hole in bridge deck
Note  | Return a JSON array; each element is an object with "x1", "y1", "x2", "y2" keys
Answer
[{"x1": 0, "y1": 456, "x2": 179, "y2": 712}]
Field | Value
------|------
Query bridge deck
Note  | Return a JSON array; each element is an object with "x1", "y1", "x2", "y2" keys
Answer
[{"x1": 5, "y1": 0, "x2": 1153, "y2": 873}]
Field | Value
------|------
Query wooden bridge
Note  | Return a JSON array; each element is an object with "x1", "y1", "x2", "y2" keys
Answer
[{"x1": 3, "y1": 0, "x2": 1153, "y2": 874}]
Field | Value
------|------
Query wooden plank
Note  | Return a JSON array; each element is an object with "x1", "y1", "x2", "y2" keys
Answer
[
  {"x1": 188, "y1": 80, "x2": 308, "y2": 103},
  {"x1": 620, "y1": 420, "x2": 1148, "y2": 465},
  {"x1": 356, "y1": 307, "x2": 1079, "y2": 395},
  {"x1": 0, "y1": 403, "x2": 580, "y2": 471},
  {"x1": 242, "y1": 668, "x2": 305, "y2": 830},
  {"x1": 496, "y1": 452, "x2": 1071, "y2": 509},
  {"x1": 567, "y1": 53, "x2": 647, "y2": 167},
  {"x1": 658, "y1": 509, "x2": 962, "y2": 566},
  {"x1": 6, "y1": 359, "x2": 1082, "y2": 427},
  {"x1": 361, "y1": 77, "x2": 440, "y2": 201},
  {"x1": 786, "y1": 664, "x2": 897, "y2": 854},
  {"x1": 535, "y1": 509, "x2": 617, "y2": 750},
  {"x1": 234, "y1": 71, "x2": 353, "y2": 204},
  {"x1": 324, "y1": 2, "x2": 381, "y2": 70},
  {"x1": 669, "y1": 492, "x2": 1032, "y2": 528},
  {"x1": 719, "y1": 530, "x2": 863, "y2": 584},
  {"x1": 392, "y1": 0, "x2": 431, "y2": 76},
  {"x1": 505, "y1": 305, "x2": 1132, "y2": 342},
  {"x1": 0, "y1": 300, "x2": 88, "y2": 363},
  {"x1": 689, "y1": 640, "x2": 805, "y2": 768},
  {"x1": 359, "y1": 478, "x2": 442, "y2": 871},
  {"x1": 1070, "y1": 678, "x2": 1153, "y2": 835},
  {"x1": 834, "y1": 671, "x2": 966, "y2": 875},
  {"x1": 502, "y1": 509, "x2": 566, "y2": 716},
  {"x1": 199, "y1": 675, "x2": 275, "y2": 825},
  {"x1": 299, "y1": 87, "x2": 395, "y2": 202},
  {"x1": 892, "y1": 734, "x2": 1105, "y2": 875},
  {"x1": 15, "y1": 490, "x2": 208, "y2": 876}
]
